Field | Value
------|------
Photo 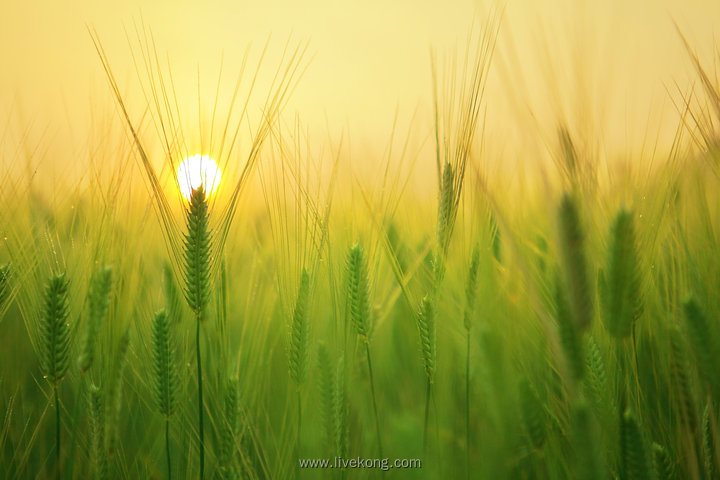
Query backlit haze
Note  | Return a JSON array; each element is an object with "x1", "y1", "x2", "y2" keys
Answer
[{"x1": 1, "y1": 0, "x2": 718, "y2": 192}]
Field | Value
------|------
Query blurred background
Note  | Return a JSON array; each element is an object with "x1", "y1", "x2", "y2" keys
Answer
[{"x1": 1, "y1": 0, "x2": 719, "y2": 184}]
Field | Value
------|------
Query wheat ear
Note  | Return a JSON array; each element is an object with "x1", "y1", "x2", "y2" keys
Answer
[
  {"x1": 683, "y1": 297, "x2": 719, "y2": 398},
  {"x1": 152, "y1": 309, "x2": 177, "y2": 479},
  {"x1": 519, "y1": 379, "x2": 547, "y2": 450},
  {"x1": 621, "y1": 409, "x2": 652, "y2": 480},
  {"x1": 557, "y1": 193, "x2": 593, "y2": 333},
  {"x1": 600, "y1": 209, "x2": 642, "y2": 339},
  {"x1": 106, "y1": 328, "x2": 129, "y2": 459},
  {"x1": 317, "y1": 344, "x2": 334, "y2": 455},
  {"x1": 345, "y1": 243, "x2": 383, "y2": 455},
  {"x1": 79, "y1": 266, "x2": 112, "y2": 373},
  {"x1": 183, "y1": 185, "x2": 212, "y2": 480},
  {"x1": 289, "y1": 268, "x2": 310, "y2": 386},
  {"x1": 40, "y1": 272, "x2": 71, "y2": 474},
  {"x1": 88, "y1": 383, "x2": 108, "y2": 480},
  {"x1": 220, "y1": 378, "x2": 239, "y2": 479}
]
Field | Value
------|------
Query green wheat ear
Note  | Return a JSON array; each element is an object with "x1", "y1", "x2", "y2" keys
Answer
[
  {"x1": 557, "y1": 193, "x2": 593, "y2": 333},
  {"x1": 437, "y1": 161, "x2": 454, "y2": 254},
  {"x1": 570, "y1": 400, "x2": 606, "y2": 480},
  {"x1": 417, "y1": 295, "x2": 437, "y2": 383},
  {"x1": 317, "y1": 343, "x2": 334, "y2": 453},
  {"x1": 106, "y1": 328, "x2": 130, "y2": 457},
  {"x1": 621, "y1": 409, "x2": 652, "y2": 480},
  {"x1": 489, "y1": 213, "x2": 501, "y2": 263},
  {"x1": 584, "y1": 336, "x2": 607, "y2": 401},
  {"x1": 40, "y1": 272, "x2": 71, "y2": 386},
  {"x1": 555, "y1": 272, "x2": 584, "y2": 381},
  {"x1": 183, "y1": 185, "x2": 212, "y2": 321},
  {"x1": 669, "y1": 326, "x2": 697, "y2": 433},
  {"x1": 152, "y1": 309, "x2": 177, "y2": 418},
  {"x1": 702, "y1": 403, "x2": 717, "y2": 479},
  {"x1": 463, "y1": 245, "x2": 481, "y2": 331},
  {"x1": 535, "y1": 235, "x2": 549, "y2": 274},
  {"x1": 333, "y1": 357, "x2": 349, "y2": 460},
  {"x1": 184, "y1": 185, "x2": 212, "y2": 480},
  {"x1": 289, "y1": 268, "x2": 310, "y2": 385},
  {"x1": 583, "y1": 336, "x2": 614, "y2": 430},
  {"x1": 600, "y1": 209, "x2": 642, "y2": 339},
  {"x1": 220, "y1": 378, "x2": 239, "y2": 478},
  {"x1": 79, "y1": 265, "x2": 113, "y2": 373},
  {"x1": 346, "y1": 244, "x2": 371, "y2": 340},
  {"x1": 652, "y1": 443, "x2": 676, "y2": 480},
  {"x1": 683, "y1": 297, "x2": 719, "y2": 397},
  {"x1": 519, "y1": 379, "x2": 547, "y2": 450},
  {"x1": 89, "y1": 383, "x2": 108, "y2": 480}
]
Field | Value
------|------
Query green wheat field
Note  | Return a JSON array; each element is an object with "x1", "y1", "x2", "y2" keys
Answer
[{"x1": 2, "y1": 13, "x2": 720, "y2": 480}]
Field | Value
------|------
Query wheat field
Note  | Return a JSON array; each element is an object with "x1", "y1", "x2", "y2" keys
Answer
[{"x1": 2, "y1": 2, "x2": 720, "y2": 479}]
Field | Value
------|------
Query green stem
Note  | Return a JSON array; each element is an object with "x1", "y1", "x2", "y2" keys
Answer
[
  {"x1": 196, "y1": 318, "x2": 204, "y2": 480},
  {"x1": 365, "y1": 343, "x2": 383, "y2": 458},
  {"x1": 65, "y1": 376, "x2": 85, "y2": 478},
  {"x1": 465, "y1": 330, "x2": 471, "y2": 480},
  {"x1": 166, "y1": 417, "x2": 172, "y2": 480},
  {"x1": 55, "y1": 385, "x2": 61, "y2": 480},
  {"x1": 423, "y1": 378, "x2": 431, "y2": 455},
  {"x1": 296, "y1": 389, "x2": 302, "y2": 479},
  {"x1": 618, "y1": 339, "x2": 628, "y2": 480}
]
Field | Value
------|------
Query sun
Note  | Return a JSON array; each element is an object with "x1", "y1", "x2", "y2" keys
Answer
[{"x1": 177, "y1": 154, "x2": 222, "y2": 201}]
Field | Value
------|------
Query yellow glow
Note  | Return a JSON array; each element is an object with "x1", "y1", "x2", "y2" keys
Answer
[{"x1": 177, "y1": 155, "x2": 222, "y2": 201}]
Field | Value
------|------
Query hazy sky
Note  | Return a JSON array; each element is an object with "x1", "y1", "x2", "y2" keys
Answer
[{"x1": 1, "y1": 0, "x2": 719, "y2": 178}]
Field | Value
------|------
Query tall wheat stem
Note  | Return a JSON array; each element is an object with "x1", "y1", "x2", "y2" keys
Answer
[
  {"x1": 464, "y1": 246, "x2": 480, "y2": 479},
  {"x1": 166, "y1": 418, "x2": 172, "y2": 480},
  {"x1": 296, "y1": 388, "x2": 302, "y2": 479},
  {"x1": 465, "y1": 333, "x2": 471, "y2": 479},
  {"x1": 54, "y1": 386, "x2": 61, "y2": 475},
  {"x1": 196, "y1": 316, "x2": 204, "y2": 478},
  {"x1": 365, "y1": 343, "x2": 383, "y2": 457},
  {"x1": 423, "y1": 379, "x2": 432, "y2": 454}
]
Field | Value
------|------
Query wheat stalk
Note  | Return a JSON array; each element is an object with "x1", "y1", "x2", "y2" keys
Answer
[
  {"x1": 106, "y1": 328, "x2": 129, "y2": 459},
  {"x1": 463, "y1": 245, "x2": 480, "y2": 478},
  {"x1": 79, "y1": 266, "x2": 112, "y2": 374},
  {"x1": 344, "y1": 243, "x2": 383, "y2": 456},
  {"x1": 621, "y1": 409, "x2": 652, "y2": 480},
  {"x1": 219, "y1": 378, "x2": 239, "y2": 479},
  {"x1": 519, "y1": 379, "x2": 546, "y2": 450},
  {"x1": 183, "y1": 185, "x2": 212, "y2": 479},
  {"x1": 570, "y1": 399, "x2": 606, "y2": 480},
  {"x1": 555, "y1": 273, "x2": 585, "y2": 381},
  {"x1": 557, "y1": 193, "x2": 593, "y2": 333},
  {"x1": 416, "y1": 294, "x2": 436, "y2": 451},
  {"x1": 151, "y1": 309, "x2": 177, "y2": 480},
  {"x1": 683, "y1": 297, "x2": 719, "y2": 398},
  {"x1": 39, "y1": 272, "x2": 71, "y2": 476},
  {"x1": 88, "y1": 383, "x2": 108, "y2": 480},
  {"x1": 288, "y1": 268, "x2": 310, "y2": 386},
  {"x1": 600, "y1": 209, "x2": 642, "y2": 339},
  {"x1": 0, "y1": 263, "x2": 11, "y2": 314},
  {"x1": 652, "y1": 443, "x2": 676, "y2": 480}
]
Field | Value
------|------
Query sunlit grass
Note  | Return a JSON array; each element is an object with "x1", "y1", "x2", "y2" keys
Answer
[{"x1": 2, "y1": 13, "x2": 720, "y2": 480}]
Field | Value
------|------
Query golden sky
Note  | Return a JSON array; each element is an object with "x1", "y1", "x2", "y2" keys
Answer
[{"x1": 1, "y1": 0, "x2": 719, "y2": 181}]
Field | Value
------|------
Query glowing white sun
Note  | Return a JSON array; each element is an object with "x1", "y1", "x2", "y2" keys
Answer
[{"x1": 177, "y1": 154, "x2": 222, "y2": 201}]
